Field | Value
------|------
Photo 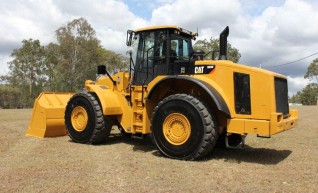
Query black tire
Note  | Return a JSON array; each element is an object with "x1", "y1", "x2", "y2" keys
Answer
[
  {"x1": 65, "y1": 92, "x2": 111, "y2": 144},
  {"x1": 216, "y1": 133, "x2": 226, "y2": 147},
  {"x1": 151, "y1": 94, "x2": 218, "y2": 160}
]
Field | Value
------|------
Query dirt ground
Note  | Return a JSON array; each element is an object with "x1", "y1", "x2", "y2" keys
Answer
[{"x1": 0, "y1": 106, "x2": 317, "y2": 193}]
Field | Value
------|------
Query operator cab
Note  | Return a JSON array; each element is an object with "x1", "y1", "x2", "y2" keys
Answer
[{"x1": 127, "y1": 26, "x2": 198, "y2": 85}]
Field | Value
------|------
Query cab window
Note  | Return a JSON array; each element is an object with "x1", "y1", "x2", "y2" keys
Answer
[{"x1": 170, "y1": 36, "x2": 191, "y2": 61}]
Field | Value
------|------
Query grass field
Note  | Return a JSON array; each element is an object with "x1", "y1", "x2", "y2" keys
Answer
[{"x1": 0, "y1": 106, "x2": 317, "y2": 192}]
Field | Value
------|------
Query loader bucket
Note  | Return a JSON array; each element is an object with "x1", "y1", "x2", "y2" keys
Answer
[{"x1": 26, "y1": 92, "x2": 74, "y2": 138}]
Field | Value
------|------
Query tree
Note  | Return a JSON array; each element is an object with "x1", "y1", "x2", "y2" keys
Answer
[
  {"x1": 304, "y1": 58, "x2": 318, "y2": 82},
  {"x1": 44, "y1": 43, "x2": 60, "y2": 91},
  {"x1": 194, "y1": 37, "x2": 241, "y2": 63},
  {"x1": 1, "y1": 39, "x2": 47, "y2": 106},
  {"x1": 54, "y1": 18, "x2": 102, "y2": 91},
  {"x1": 100, "y1": 49, "x2": 129, "y2": 74},
  {"x1": 298, "y1": 83, "x2": 318, "y2": 105},
  {"x1": 297, "y1": 57, "x2": 318, "y2": 105},
  {"x1": 289, "y1": 92, "x2": 302, "y2": 104}
]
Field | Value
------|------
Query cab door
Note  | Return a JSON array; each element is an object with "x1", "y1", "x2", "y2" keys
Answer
[{"x1": 133, "y1": 30, "x2": 168, "y2": 85}]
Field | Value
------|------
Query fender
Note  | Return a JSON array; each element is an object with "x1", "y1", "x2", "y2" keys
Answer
[
  {"x1": 85, "y1": 84, "x2": 123, "y2": 115},
  {"x1": 147, "y1": 76, "x2": 231, "y2": 117}
]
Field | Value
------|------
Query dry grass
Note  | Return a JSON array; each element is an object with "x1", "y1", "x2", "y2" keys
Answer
[{"x1": 0, "y1": 106, "x2": 317, "y2": 192}]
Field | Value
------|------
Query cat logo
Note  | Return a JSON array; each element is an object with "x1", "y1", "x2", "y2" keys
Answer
[{"x1": 195, "y1": 66, "x2": 204, "y2": 74}]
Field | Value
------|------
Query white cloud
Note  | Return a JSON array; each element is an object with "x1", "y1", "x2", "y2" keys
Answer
[
  {"x1": 0, "y1": 0, "x2": 62, "y2": 46},
  {"x1": 97, "y1": 28, "x2": 127, "y2": 54},
  {"x1": 287, "y1": 76, "x2": 311, "y2": 96},
  {"x1": 54, "y1": 0, "x2": 148, "y2": 31},
  {"x1": 0, "y1": 55, "x2": 11, "y2": 76},
  {"x1": 0, "y1": 0, "x2": 63, "y2": 75},
  {"x1": 236, "y1": 0, "x2": 318, "y2": 75},
  {"x1": 151, "y1": 0, "x2": 241, "y2": 31}
]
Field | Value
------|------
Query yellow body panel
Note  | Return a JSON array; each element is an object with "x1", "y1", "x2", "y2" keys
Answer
[
  {"x1": 146, "y1": 60, "x2": 298, "y2": 136},
  {"x1": 227, "y1": 111, "x2": 297, "y2": 136},
  {"x1": 94, "y1": 72, "x2": 133, "y2": 132},
  {"x1": 192, "y1": 60, "x2": 298, "y2": 136},
  {"x1": 135, "y1": 25, "x2": 180, "y2": 32},
  {"x1": 26, "y1": 92, "x2": 74, "y2": 138},
  {"x1": 85, "y1": 83, "x2": 123, "y2": 115},
  {"x1": 194, "y1": 60, "x2": 277, "y2": 119}
]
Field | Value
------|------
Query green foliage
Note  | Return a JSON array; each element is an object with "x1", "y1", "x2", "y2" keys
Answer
[
  {"x1": 0, "y1": 86, "x2": 22, "y2": 109},
  {"x1": 54, "y1": 18, "x2": 108, "y2": 91},
  {"x1": 101, "y1": 49, "x2": 129, "y2": 74},
  {"x1": 294, "y1": 58, "x2": 318, "y2": 105},
  {"x1": 193, "y1": 38, "x2": 241, "y2": 63},
  {"x1": 304, "y1": 58, "x2": 318, "y2": 82},
  {"x1": 290, "y1": 83, "x2": 318, "y2": 105},
  {"x1": 1, "y1": 39, "x2": 47, "y2": 107},
  {"x1": 51, "y1": 17, "x2": 129, "y2": 92}
]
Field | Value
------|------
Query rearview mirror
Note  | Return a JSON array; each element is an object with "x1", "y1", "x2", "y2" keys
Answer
[{"x1": 126, "y1": 30, "x2": 134, "y2": 46}]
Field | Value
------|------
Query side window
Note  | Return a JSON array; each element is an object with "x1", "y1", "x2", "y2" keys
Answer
[
  {"x1": 170, "y1": 38, "x2": 191, "y2": 61},
  {"x1": 182, "y1": 39, "x2": 190, "y2": 59},
  {"x1": 234, "y1": 72, "x2": 251, "y2": 115},
  {"x1": 171, "y1": 40, "x2": 178, "y2": 58}
]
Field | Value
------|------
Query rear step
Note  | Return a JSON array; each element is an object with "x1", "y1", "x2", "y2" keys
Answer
[
  {"x1": 225, "y1": 134, "x2": 246, "y2": 149},
  {"x1": 131, "y1": 133, "x2": 144, "y2": 139}
]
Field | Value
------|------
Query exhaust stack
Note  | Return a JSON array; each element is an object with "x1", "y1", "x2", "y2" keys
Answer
[{"x1": 218, "y1": 26, "x2": 229, "y2": 60}]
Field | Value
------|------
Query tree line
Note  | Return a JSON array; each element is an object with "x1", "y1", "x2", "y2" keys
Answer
[
  {"x1": 0, "y1": 18, "x2": 128, "y2": 108},
  {"x1": 289, "y1": 58, "x2": 318, "y2": 105}
]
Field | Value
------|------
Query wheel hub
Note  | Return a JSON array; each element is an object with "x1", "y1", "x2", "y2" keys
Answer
[
  {"x1": 163, "y1": 113, "x2": 191, "y2": 145},
  {"x1": 71, "y1": 106, "x2": 88, "y2": 132}
]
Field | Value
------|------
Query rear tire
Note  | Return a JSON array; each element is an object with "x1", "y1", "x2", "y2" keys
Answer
[
  {"x1": 151, "y1": 94, "x2": 218, "y2": 160},
  {"x1": 65, "y1": 92, "x2": 111, "y2": 144}
]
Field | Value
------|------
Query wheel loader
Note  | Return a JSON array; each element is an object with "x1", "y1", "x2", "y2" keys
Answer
[{"x1": 26, "y1": 25, "x2": 298, "y2": 160}]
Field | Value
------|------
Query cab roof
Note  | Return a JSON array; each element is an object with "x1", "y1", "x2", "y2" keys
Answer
[{"x1": 134, "y1": 25, "x2": 197, "y2": 38}]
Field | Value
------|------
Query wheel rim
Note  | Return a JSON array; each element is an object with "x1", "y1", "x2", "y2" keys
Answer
[
  {"x1": 163, "y1": 113, "x2": 191, "y2": 145},
  {"x1": 71, "y1": 106, "x2": 88, "y2": 132}
]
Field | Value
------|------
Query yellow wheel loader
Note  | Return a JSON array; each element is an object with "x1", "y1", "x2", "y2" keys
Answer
[{"x1": 26, "y1": 26, "x2": 298, "y2": 160}]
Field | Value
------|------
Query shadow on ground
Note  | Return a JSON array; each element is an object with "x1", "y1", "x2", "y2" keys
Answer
[
  {"x1": 208, "y1": 145, "x2": 292, "y2": 165},
  {"x1": 103, "y1": 133, "x2": 157, "y2": 152},
  {"x1": 69, "y1": 133, "x2": 292, "y2": 164}
]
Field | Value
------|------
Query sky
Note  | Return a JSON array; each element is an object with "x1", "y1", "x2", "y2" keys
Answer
[{"x1": 0, "y1": 0, "x2": 318, "y2": 95}]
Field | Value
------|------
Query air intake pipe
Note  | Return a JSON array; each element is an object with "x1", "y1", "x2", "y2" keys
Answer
[{"x1": 218, "y1": 26, "x2": 229, "y2": 60}]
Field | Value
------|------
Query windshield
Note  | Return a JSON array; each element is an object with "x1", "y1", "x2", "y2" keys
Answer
[{"x1": 130, "y1": 33, "x2": 140, "y2": 70}]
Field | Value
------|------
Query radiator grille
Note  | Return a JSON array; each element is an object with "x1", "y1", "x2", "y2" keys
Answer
[{"x1": 274, "y1": 77, "x2": 289, "y2": 117}]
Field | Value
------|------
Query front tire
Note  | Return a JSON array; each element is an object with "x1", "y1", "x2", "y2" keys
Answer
[
  {"x1": 65, "y1": 92, "x2": 111, "y2": 144},
  {"x1": 151, "y1": 94, "x2": 218, "y2": 160}
]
